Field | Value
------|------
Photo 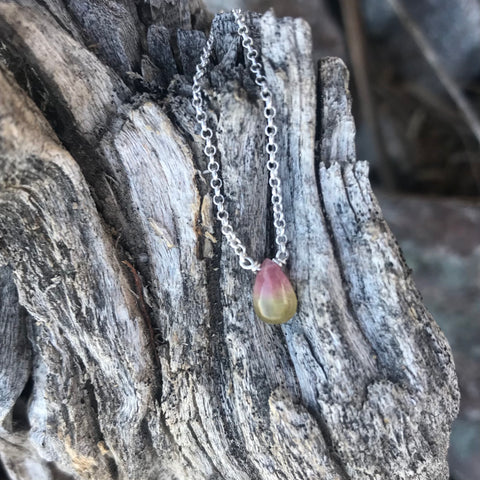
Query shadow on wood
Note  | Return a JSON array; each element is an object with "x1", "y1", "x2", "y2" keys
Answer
[{"x1": 0, "y1": 1, "x2": 458, "y2": 479}]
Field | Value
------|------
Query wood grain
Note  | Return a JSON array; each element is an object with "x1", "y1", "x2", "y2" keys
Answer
[{"x1": 0, "y1": 2, "x2": 458, "y2": 479}]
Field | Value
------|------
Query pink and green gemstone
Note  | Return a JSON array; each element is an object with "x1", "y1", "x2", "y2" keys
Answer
[{"x1": 253, "y1": 259, "x2": 297, "y2": 324}]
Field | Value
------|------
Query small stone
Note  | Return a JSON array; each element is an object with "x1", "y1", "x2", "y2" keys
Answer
[{"x1": 253, "y1": 259, "x2": 297, "y2": 324}]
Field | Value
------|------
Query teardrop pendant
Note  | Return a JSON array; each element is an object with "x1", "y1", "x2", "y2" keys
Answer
[{"x1": 253, "y1": 259, "x2": 297, "y2": 324}]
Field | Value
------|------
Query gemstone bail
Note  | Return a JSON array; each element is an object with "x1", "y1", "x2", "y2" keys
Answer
[{"x1": 253, "y1": 259, "x2": 297, "y2": 324}]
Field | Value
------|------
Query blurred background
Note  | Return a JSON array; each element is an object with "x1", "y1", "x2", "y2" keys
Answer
[{"x1": 204, "y1": 1, "x2": 480, "y2": 479}]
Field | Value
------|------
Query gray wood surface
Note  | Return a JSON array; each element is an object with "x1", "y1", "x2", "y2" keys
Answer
[{"x1": 0, "y1": 1, "x2": 459, "y2": 479}]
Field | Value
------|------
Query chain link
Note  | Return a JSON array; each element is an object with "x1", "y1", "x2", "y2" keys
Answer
[{"x1": 192, "y1": 9, "x2": 289, "y2": 272}]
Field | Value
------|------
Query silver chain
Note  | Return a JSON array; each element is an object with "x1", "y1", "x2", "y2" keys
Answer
[{"x1": 191, "y1": 9, "x2": 289, "y2": 273}]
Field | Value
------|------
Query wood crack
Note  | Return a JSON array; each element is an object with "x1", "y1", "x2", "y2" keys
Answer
[{"x1": 0, "y1": 5, "x2": 459, "y2": 479}]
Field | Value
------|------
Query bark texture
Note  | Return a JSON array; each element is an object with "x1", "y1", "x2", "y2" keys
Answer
[{"x1": 0, "y1": 1, "x2": 459, "y2": 479}]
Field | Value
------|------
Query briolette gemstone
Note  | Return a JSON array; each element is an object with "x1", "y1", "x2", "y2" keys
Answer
[{"x1": 253, "y1": 259, "x2": 297, "y2": 324}]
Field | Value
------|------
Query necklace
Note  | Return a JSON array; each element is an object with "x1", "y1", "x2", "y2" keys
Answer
[{"x1": 191, "y1": 9, "x2": 297, "y2": 324}]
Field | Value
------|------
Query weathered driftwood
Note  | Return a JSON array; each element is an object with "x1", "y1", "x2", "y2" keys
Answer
[{"x1": 0, "y1": 1, "x2": 459, "y2": 479}]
